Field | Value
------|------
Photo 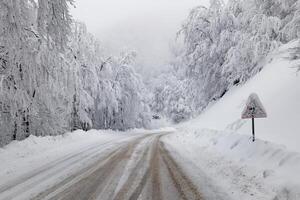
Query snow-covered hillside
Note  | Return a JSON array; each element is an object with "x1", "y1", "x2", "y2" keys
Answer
[
  {"x1": 163, "y1": 41, "x2": 300, "y2": 200},
  {"x1": 178, "y1": 40, "x2": 300, "y2": 152}
]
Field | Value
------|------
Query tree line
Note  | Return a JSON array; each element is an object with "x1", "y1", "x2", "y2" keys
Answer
[
  {"x1": 151, "y1": 0, "x2": 300, "y2": 122},
  {"x1": 0, "y1": 0, "x2": 151, "y2": 146}
]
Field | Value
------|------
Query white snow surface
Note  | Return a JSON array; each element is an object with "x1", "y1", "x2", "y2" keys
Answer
[
  {"x1": 0, "y1": 130, "x2": 138, "y2": 187},
  {"x1": 0, "y1": 128, "x2": 174, "y2": 187},
  {"x1": 0, "y1": 41, "x2": 299, "y2": 200},
  {"x1": 163, "y1": 129, "x2": 300, "y2": 200},
  {"x1": 179, "y1": 40, "x2": 300, "y2": 153},
  {"x1": 0, "y1": 128, "x2": 178, "y2": 199},
  {"x1": 163, "y1": 41, "x2": 300, "y2": 200}
]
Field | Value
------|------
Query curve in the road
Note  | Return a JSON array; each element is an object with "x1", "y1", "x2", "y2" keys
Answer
[{"x1": 0, "y1": 133, "x2": 204, "y2": 200}]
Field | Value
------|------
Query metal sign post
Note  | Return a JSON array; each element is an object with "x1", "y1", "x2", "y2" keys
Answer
[
  {"x1": 252, "y1": 117, "x2": 255, "y2": 142},
  {"x1": 241, "y1": 93, "x2": 267, "y2": 142}
]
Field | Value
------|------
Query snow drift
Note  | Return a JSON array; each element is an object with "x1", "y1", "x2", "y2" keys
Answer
[
  {"x1": 179, "y1": 40, "x2": 300, "y2": 152},
  {"x1": 164, "y1": 40, "x2": 300, "y2": 200}
]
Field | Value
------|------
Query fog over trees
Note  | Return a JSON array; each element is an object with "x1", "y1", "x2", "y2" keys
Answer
[
  {"x1": 151, "y1": 0, "x2": 300, "y2": 122},
  {"x1": 1, "y1": 0, "x2": 300, "y2": 145}
]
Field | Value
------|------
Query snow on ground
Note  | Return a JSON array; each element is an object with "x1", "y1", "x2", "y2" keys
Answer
[
  {"x1": 179, "y1": 40, "x2": 300, "y2": 152},
  {"x1": 163, "y1": 129, "x2": 300, "y2": 200},
  {"x1": 0, "y1": 128, "x2": 180, "y2": 200},
  {"x1": 0, "y1": 40, "x2": 299, "y2": 200},
  {"x1": 0, "y1": 128, "x2": 174, "y2": 189},
  {"x1": 0, "y1": 129, "x2": 142, "y2": 188},
  {"x1": 163, "y1": 40, "x2": 300, "y2": 200},
  {"x1": 130, "y1": 127, "x2": 176, "y2": 134}
]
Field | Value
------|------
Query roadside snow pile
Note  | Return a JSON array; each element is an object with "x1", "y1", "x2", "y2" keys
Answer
[
  {"x1": 0, "y1": 127, "x2": 171, "y2": 185},
  {"x1": 178, "y1": 40, "x2": 300, "y2": 152},
  {"x1": 0, "y1": 129, "x2": 140, "y2": 186},
  {"x1": 164, "y1": 41, "x2": 300, "y2": 199},
  {"x1": 0, "y1": 127, "x2": 173, "y2": 171},
  {"x1": 0, "y1": 130, "x2": 125, "y2": 162},
  {"x1": 163, "y1": 129, "x2": 300, "y2": 200}
]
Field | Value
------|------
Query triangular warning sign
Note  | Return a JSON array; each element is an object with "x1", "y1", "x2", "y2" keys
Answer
[{"x1": 242, "y1": 93, "x2": 267, "y2": 119}]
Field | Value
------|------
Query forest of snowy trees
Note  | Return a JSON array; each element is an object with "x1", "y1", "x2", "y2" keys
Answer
[
  {"x1": 1, "y1": 0, "x2": 300, "y2": 146},
  {"x1": 0, "y1": 0, "x2": 151, "y2": 146},
  {"x1": 152, "y1": 0, "x2": 300, "y2": 122}
]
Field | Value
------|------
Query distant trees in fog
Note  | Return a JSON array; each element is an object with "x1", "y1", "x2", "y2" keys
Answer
[{"x1": 152, "y1": 0, "x2": 300, "y2": 122}]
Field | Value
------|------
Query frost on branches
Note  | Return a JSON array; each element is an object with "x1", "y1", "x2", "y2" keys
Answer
[
  {"x1": 0, "y1": 0, "x2": 150, "y2": 146},
  {"x1": 152, "y1": 0, "x2": 300, "y2": 123}
]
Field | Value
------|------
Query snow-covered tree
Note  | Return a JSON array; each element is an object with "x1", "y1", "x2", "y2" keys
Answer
[
  {"x1": 37, "y1": 0, "x2": 74, "y2": 50},
  {"x1": 152, "y1": 0, "x2": 300, "y2": 122},
  {"x1": 0, "y1": 1, "x2": 151, "y2": 146}
]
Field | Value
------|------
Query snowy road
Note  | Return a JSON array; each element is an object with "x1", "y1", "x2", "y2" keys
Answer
[{"x1": 0, "y1": 132, "x2": 204, "y2": 200}]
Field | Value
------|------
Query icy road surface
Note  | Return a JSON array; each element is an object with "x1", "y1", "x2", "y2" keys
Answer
[{"x1": 0, "y1": 131, "x2": 209, "y2": 200}]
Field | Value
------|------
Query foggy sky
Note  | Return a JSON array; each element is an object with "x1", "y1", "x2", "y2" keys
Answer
[{"x1": 71, "y1": 0, "x2": 209, "y2": 75}]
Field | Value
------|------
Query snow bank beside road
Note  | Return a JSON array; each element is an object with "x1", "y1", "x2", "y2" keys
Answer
[
  {"x1": 0, "y1": 128, "x2": 174, "y2": 199},
  {"x1": 0, "y1": 127, "x2": 172, "y2": 185},
  {"x1": 178, "y1": 41, "x2": 300, "y2": 152},
  {"x1": 163, "y1": 41, "x2": 300, "y2": 200},
  {"x1": 0, "y1": 129, "x2": 141, "y2": 187},
  {"x1": 0, "y1": 127, "x2": 171, "y2": 163},
  {"x1": 163, "y1": 129, "x2": 300, "y2": 200},
  {"x1": 1, "y1": 130, "x2": 128, "y2": 163}
]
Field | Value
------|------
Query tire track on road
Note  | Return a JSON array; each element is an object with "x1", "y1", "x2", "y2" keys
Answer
[
  {"x1": 0, "y1": 140, "x2": 112, "y2": 194},
  {"x1": 150, "y1": 136, "x2": 163, "y2": 200},
  {"x1": 114, "y1": 134, "x2": 165, "y2": 200},
  {"x1": 0, "y1": 138, "x2": 133, "y2": 200},
  {"x1": 159, "y1": 142, "x2": 204, "y2": 200},
  {"x1": 32, "y1": 135, "x2": 151, "y2": 200},
  {"x1": 1, "y1": 132, "x2": 206, "y2": 200},
  {"x1": 113, "y1": 137, "x2": 154, "y2": 200}
]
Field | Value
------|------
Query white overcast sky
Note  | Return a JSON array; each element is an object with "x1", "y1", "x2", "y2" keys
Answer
[{"x1": 71, "y1": 0, "x2": 209, "y2": 74}]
